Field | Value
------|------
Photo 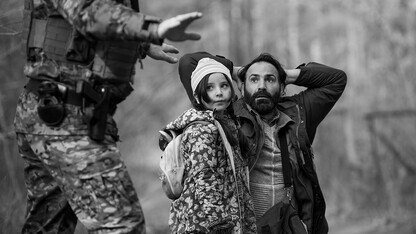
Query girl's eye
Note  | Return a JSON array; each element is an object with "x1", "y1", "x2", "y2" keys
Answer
[
  {"x1": 221, "y1": 83, "x2": 229, "y2": 88},
  {"x1": 206, "y1": 85, "x2": 213, "y2": 91}
]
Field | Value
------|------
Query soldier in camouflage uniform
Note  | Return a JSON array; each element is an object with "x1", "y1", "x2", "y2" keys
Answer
[{"x1": 14, "y1": 0, "x2": 202, "y2": 233}]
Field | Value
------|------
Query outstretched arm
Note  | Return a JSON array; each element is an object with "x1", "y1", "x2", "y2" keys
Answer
[{"x1": 50, "y1": 0, "x2": 202, "y2": 44}]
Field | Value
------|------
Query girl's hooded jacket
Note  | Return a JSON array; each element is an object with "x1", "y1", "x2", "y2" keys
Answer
[{"x1": 161, "y1": 108, "x2": 256, "y2": 234}]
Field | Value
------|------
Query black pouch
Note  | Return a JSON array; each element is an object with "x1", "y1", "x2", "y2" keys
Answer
[
  {"x1": 37, "y1": 81, "x2": 66, "y2": 126},
  {"x1": 257, "y1": 202, "x2": 307, "y2": 234}
]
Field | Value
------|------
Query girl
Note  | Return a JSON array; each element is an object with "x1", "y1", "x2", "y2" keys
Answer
[{"x1": 159, "y1": 53, "x2": 256, "y2": 234}]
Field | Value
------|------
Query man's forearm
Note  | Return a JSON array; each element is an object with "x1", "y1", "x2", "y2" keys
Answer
[
  {"x1": 284, "y1": 69, "x2": 301, "y2": 85},
  {"x1": 293, "y1": 62, "x2": 347, "y2": 90},
  {"x1": 52, "y1": 0, "x2": 161, "y2": 42}
]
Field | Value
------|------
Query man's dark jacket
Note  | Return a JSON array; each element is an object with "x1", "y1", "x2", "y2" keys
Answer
[{"x1": 234, "y1": 62, "x2": 347, "y2": 234}]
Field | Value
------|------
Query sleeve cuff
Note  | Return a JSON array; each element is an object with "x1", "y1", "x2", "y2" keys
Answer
[
  {"x1": 296, "y1": 63, "x2": 307, "y2": 69},
  {"x1": 145, "y1": 16, "x2": 164, "y2": 45}
]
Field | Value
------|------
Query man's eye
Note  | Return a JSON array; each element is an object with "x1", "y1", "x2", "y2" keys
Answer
[
  {"x1": 249, "y1": 77, "x2": 258, "y2": 83},
  {"x1": 266, "y1": 77, "x2": 277, "y2": 83}
]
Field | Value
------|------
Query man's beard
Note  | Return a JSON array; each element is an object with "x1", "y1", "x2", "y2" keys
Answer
[{"x1": 243, "y1": 89, "x2": 280, "y2": 115}]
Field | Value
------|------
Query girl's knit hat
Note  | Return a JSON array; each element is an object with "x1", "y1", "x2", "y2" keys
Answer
[
  {"x1": 178, "y1": 52, "x2": 234, "y2": 102},
  {"x1": 190, "y1": 58, "x2": 232, "y2": 95}
]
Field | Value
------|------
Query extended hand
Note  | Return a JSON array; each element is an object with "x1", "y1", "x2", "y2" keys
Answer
[
  {"x1": 147, "y1": 43, "x2": 179, "y2": 64},
  {"x1": 158, "y1": 12, "x2": 203, "y2": 42}
]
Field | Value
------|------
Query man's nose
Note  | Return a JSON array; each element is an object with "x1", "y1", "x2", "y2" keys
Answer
[{"x1": 257, "y1": 79, "x2": 266, "y2": 91}]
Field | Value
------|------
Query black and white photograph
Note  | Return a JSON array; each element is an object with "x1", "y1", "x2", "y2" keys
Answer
[{"x1": 1, "y1": 0, "x2": 416, "y2": 233}]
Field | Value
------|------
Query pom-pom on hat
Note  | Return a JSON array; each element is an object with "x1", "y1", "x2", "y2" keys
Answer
[{"x1": 190, "y1": 58, "x2": 233, "y2": 95}]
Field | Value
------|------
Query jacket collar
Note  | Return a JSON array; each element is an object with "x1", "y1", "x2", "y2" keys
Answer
[{"x1": 278, "y1": 96, "x2": 297, "y2": 110}]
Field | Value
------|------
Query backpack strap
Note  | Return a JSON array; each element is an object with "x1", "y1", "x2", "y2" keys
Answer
[
  {"x1": 214, "y1": 120, "x2": 237, "y2": 179},
  {"x1": 130, "y1": 0, "x2": 140, "y2": 11},
  {"x1": 214, "y1": 119, "x2": 244, "y2": 230},
  {"x1": 184, "y1": 120, "x2": 211, "y2": 132},
  {"x1": 178, "y1": 120, "x2": 238, "y2": 180},
  {"x1": 159, "y1": 120, "x2": 211, "y2": 145},
  {"x1": 174, "y1": 120, "x2": 238, "y2": 185}
]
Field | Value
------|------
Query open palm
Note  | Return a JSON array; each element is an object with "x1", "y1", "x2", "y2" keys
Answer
[{"x1": 158, "y1": 12, "x2": 202, "y2": 42}]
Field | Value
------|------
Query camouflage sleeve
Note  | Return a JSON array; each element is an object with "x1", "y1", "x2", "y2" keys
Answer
[{"x1": 49, "y1": 0, "x2": 163, "y2": 43}]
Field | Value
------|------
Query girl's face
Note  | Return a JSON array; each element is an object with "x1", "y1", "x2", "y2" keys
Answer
[{"x1": 201, "y1": 73, "x2": 232, "y2": 111}]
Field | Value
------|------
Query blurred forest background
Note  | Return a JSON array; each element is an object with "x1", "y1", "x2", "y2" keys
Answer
[{"x1": 1, "y1": 0, "x2": 416, "y2": 233}]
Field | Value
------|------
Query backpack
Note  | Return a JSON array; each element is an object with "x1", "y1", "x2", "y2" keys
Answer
[{"x1": 158, "y1": 120, "x2": 237, "y2": 200}]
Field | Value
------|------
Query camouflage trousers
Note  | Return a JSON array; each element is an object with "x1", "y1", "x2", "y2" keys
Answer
[{"x1": 16, "y1": 133, "x2": 145, "y2": 234}]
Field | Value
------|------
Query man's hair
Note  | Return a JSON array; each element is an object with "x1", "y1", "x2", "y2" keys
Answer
[{"x1": 238, "y1": 53, "x2": 287, "y2": 85}]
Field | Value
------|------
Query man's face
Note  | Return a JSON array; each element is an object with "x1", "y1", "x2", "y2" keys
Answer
[{"x1": 243, "y1": 62, "x2": 281, "y2": 115}]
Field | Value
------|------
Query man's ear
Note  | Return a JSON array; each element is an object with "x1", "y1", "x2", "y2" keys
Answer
[
  {"x1": 235, "y1": 77, "x2": 243, "y2": 92},
  {"x1": 280, "y1": 85, "x2": 286, "y2": 97},
  {"x1": 240, "y1": 83, "x2": 245, "y2": 96}
]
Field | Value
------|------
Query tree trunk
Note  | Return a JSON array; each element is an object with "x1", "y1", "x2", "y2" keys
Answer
[
  {"x1": 345, "y1": 9, "x2": 360, "y2": 165},
  {"x1": 214, "y1": 0, "x2": 230, "y2": 57},
  {"x1": 287, "y1": 0, "x2": 300, "y2": 66},
  {"x1": 0, "y1": 98, "x2": 21, "y2": 196}
]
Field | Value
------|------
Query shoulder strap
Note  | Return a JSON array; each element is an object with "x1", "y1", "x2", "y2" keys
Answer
[
  {"x1": 163, "y1": 120, "x2": 211, "y2": 140},
  {"x1": 184, "y1": 120, "x2": 211, "y2": 132},
  {"x1": 214, "y1": 119, "x2": 244, "y2": 224},
  {"x1": 214, "y1": 120, "x2": 237, "y2": 179},
  {"x1": 130, "y1": 0, "x2": 140, "y2": 12},
  {"x1": 278, "y1": 127, "x2": 292, "y2": 188}
]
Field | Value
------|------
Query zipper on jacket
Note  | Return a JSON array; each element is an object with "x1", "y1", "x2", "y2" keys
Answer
[{"x1": 294, "y1": 104, "x2": 306, "y2": 166}]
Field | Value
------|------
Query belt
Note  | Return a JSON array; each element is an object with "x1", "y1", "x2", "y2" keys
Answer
[{"x1": 25, "y1": 79, "x2": 86, "y2": 107}]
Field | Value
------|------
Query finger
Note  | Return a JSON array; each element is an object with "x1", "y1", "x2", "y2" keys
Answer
[
  {"x1": 174, "y1": 12, "x2": 203, "y2": 22},
  {"x1": 164, "y1": 55, "x2": 178, "y2": 64},
  {"x1": 182, "y1": 32, "x2": 201, "y2": 41},
  {"x1": 165, "y1": 19, "x2": 181, "y2": 29},
  {"x1": 162, "y1": 44, "x2": 179, "y2": 54}
]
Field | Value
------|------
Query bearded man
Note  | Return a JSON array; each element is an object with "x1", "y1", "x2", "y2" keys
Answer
[{"x1": 233, "y1": 53, "x2": 347, "y2": 234}]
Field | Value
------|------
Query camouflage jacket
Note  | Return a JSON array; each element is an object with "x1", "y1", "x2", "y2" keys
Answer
[
  {"x1": 23, "y1": 0, "x2": 163, "y2": 80},
  {"x1": 15, "y1": 0, "x2": 167, "y2": 135},
  {"x1": 163, "y1": 108, "x2": 257, "y2": 234},
  {"x1": 15, "y1": 0, "x2": 164, "y2": 136}
]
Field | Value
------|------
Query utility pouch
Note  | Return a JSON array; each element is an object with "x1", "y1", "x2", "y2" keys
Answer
[
  {"x1": 37, "y1": 81, "x2": 66, "y2": 126},
  {"x1": 76, "y1": 81, "x2": 114, "y2": 141}
]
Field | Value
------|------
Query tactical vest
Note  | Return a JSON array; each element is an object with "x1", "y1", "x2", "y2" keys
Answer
[{"x1": 22, "y1": 0, "x2": 144, "y2": 84}]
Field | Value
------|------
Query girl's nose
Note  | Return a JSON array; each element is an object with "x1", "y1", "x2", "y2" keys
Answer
[{"x1": 215, "y1": 88, "x2": 223, "y2": 97}]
